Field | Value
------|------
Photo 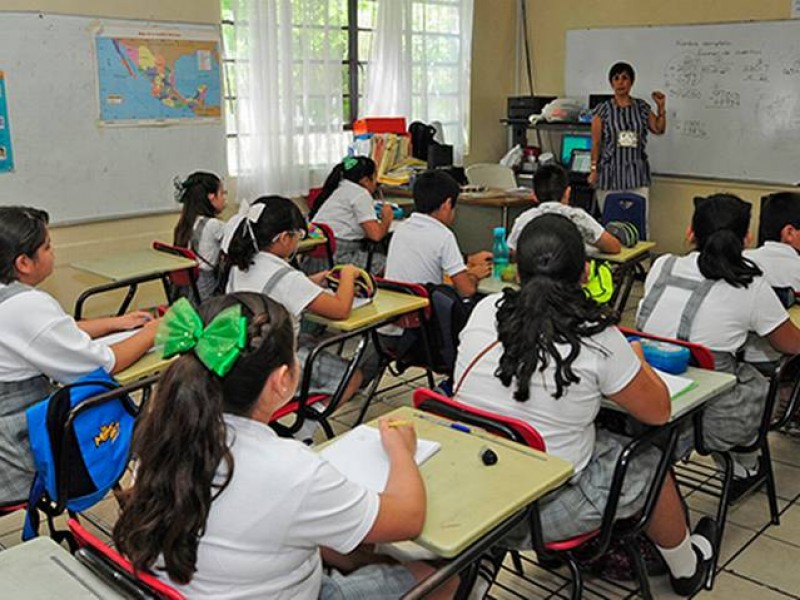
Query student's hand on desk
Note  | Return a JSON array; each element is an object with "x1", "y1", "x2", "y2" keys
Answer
[
  {"x1": 339, "y1": 264, "x2": 360, "y2": 280},
  {"x1": 467, "y1": 251, "x2": 492, "y2": 268},
  {"x1": 467, "y1": 261, "x2": 492, "y2": 280},
  {"x1": 309, "y1": 270, "x2": 331, "y2": 285},
  {"x1": 380, "y1": 203, "x2": 395, "y2": 223},
  {"x1": 115, "y1": 311, "x2": 154, "y2": 331},
  {"x1": 379, "y1": 418, "x2": 417, "y2": 458}
]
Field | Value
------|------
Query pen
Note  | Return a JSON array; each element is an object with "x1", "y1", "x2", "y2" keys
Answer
[
  {"x1": 450, "y1": 423, "x2": 471, "y2": 433},
  {"x1": 387, "y1": 420, "x2": 414, "y2": 428}
]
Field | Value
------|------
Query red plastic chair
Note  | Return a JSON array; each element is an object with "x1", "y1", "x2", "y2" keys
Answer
[
  {"x1": 413, "y1": 388, "x2": 668, "y2": 600},
  {"x1": 618, "y1": 326, "x2": 715, "y2": 369},
  {"x1": 68, "y1": 518, "x2": 185, "y2": 600},
  {"x1": 306, "y1": 186, "x2": 324, "y2": 212},
  {"x1": 152, "y1": 241, "x2": 202, "y2": 303},
  {"x1": 306, "y1": 222, "x2": 337, "y2": 270}
]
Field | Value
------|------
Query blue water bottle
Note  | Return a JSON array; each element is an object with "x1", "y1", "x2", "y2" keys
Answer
[{"x1": 492, "y1": 226, "x2": 510, "y2": 279}]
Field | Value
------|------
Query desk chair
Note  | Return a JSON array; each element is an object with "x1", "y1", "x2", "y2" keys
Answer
[
  {"x1": 306, "y1": 222, "x2": 336, "y2": 270},
  {"x1": 465, "y1": 164, "x2": 517, "y2": 190},
  {"x1": 601, "y1": 192, "x2": 647, "y2": 240},
  {"x1": 151, "y1": 241, "x2": 203, "y2": 305},
  {"x1": 413, "y1": 388, "x2": 675, "y2": 600},
  {"x1": 68, "y1": 518, "x2": 185, "y2": 600}
]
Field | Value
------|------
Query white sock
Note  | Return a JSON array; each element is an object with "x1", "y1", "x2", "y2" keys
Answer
[
  {"x1": 732, "y1": 451, "x2": 759, "y2": 477},
  {"x1": 689, "y1": 533, "x2": 713, "y2": 560},
  {"x1": 657, "y1": 532, "x2": 697, "y2": 579}
]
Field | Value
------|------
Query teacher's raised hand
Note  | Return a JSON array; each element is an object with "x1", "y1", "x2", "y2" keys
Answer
[{"x1": 651, "y1": 90, "x2": 666, "y2": 110}]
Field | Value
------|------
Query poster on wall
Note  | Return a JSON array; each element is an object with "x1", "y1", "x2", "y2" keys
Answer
[
  {"x1": 0, "y1": 71, "x2": 14, "y2": 173},
  {"x1": 95, "y1": 24, "x2": 222, "y2": 125}
]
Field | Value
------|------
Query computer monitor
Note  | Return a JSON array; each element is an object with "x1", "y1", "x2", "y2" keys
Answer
[
  {"x1": 560, "y1": 134, "x2": 592, "y2": 166},
  {"x1": 570, "y1": 149, "x2": 592, "y2": 174}
]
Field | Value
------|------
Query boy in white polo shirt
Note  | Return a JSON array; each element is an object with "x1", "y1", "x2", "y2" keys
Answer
[
  {"x1": 744, "y1": 191, "x2": 800, "y2": 376},
  {"x1": 385, "y1": 170, "x2": 491, "y2": 294},
  {"x1": 507, "y1": 163, "x2": 621, "y2": 256}
]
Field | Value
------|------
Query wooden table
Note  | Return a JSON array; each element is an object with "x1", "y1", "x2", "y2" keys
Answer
[
  {"x1": 0, "y1": 537, "x2": 125, "y2": 599},
  {"x1": 72, "y1": 249, "x2": 197, "y2": 319}
]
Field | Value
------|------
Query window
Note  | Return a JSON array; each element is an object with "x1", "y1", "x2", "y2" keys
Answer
[{"x1": 221, "y1": 0, "x2": 377, "y2": 174}]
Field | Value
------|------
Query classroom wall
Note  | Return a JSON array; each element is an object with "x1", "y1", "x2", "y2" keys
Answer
[
  {"x1": 0, "y1": 0, "x2": 221, "y2": 315},
  {"x1": 525, "y1": 0, "x2": 797, "y2": 253}
]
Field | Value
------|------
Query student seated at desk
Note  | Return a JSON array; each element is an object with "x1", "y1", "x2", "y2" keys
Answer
[
  {"x1": 637, "y1": 194, "x2": 800, "y2": 488},
  {"x1": 173, "y1": 171, "x2": 226, "y2": 301},
  {"x1": 507, "y1": 164, "x2": 621, "y2": 257},
  {"x1": 743, "y1": 192, "x2": 800, "y2": 376},
  {"x1": 455, "y1": 215, "x2": 715, "y2": 597},
  {"x1": 0, "y1": 206, "x2": 159, "y2": 505},
  {"x1": 309, "y1": 156, "x2": 393, "y2": 274},
  {"x1": 114, "y1": 294, "x2": 455, "y2": 599},
  {"x1": 226, "y1": 196, "x2": 376, "y2": 440}
]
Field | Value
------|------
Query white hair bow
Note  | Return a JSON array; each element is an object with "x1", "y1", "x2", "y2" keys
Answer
[{"x1": 220, "y1": 201, "x2": 266, "y2": 253}]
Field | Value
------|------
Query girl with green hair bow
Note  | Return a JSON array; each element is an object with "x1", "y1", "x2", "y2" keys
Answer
[{"x1": 113, "y1": 292, "x2": 456, "y2": 599}]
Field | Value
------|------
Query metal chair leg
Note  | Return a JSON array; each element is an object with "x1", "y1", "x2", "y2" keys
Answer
[
  {"x1": 625, "y1": 536, "x2": 653, "y2": 600},
  {"x1": 762, "y1": 442, "x2": 781, "y2": 525},
  {"x1": 565, "y1": 556, "x2": 584, "y2": 600}
]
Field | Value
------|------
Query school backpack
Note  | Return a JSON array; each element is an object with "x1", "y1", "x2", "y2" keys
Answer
[
  {"x1": 409, "y1": 121, "x2": 438, "y2": 161},
  {"x1": 425, "y1": 284, "x2": 478, "y2": 375},
  {"x1": 602, "y1": 192, "x2": 647, "y2": 240},
  {"x1": 23, "y1": 368, "x2": 136, "y2": 540}
]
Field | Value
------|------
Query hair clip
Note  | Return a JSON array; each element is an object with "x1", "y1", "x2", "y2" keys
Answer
[{"x1": 342, "y1": 156, "x2": 358, "y2": 171}]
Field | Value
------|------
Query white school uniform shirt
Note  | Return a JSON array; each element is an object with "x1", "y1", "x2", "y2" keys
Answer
[
  {"x1": 455, "y1": 294, "x2": 641, "y2": 473},
  {"x1": 507, "y1": 203, "x2": 606, "y2": 252},
  {"x1": 170, "y1": 414, "x2": 379, "y2": 600},
  {"x1": 193, "y1": 216, "x2": 225, "y2": 273},
  {"x1": 0, "y1": 284, "x2": 115, "y2": 382},
  {"x1": 385, "y1": 213, "x2": 467, "y2": 285},
  {"x1": 313, "y1": 180, "x2": 376, "y2": 241},
  {"x1": 742, "y1": 242, "x2": 800, "y2": 362},
  {"x1": 227, "y1": 252, "x2": 324, "y2": 335},
  {"x1": 637, "y1": 252, "x2": 788, "y2": 353}
]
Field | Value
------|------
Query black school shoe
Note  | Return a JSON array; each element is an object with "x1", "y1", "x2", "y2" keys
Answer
[{"x1": 669, "y1": 517, "x2": 718, "y2": 597}]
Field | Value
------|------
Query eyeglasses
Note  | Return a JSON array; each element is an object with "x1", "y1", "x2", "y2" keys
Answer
[{"x1": 271, "y1": 229, "x2": 308, "y2": 243}]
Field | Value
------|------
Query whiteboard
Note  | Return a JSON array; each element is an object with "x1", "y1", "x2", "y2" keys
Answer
[
  {"x1": 566, "y1": 20, "x2": 800, "y2": 185},
  {"x1": 0, "y1": 12, "x2": 226, "y2": 223}
]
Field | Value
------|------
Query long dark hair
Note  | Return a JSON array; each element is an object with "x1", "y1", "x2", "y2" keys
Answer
[
  {"x1": 173, "y1": 172, "x2": 222, "y2": 247},
  {"x1": 113, "y1": 293, "x2": 295, "y2": 584},
  {"x1": 308, "y1": 156, "x2": 376, "y2": 220},
  {"x1": 0, "y1": 206, "x2": 49, "y2": 284},
  {"x1": 693, "y1": 194, "x2": 761, "y2": 288},
  {"x1": 226, "y1": 196, "x2": 307, "y2": 271},
  {"x1": 495, "y1": 214, "x2": 616, "y2": 401}
]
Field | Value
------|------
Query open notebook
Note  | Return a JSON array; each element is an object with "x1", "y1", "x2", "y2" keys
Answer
[
  {"x1": 654, "y1": 368, "x2": 696, "y2": 399},
  {"x1": 320, "y1": 424, "x2": 440, "y2": 493},
  {"x1": 95, "y1": 328, "x2": 156, "y2": 354}
]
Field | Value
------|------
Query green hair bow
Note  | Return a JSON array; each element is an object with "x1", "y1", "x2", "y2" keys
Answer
[
  {"x1": 157, "y1": 298, "x2": 248, "y2": 377},
  {"x1": 342, "y1": 155, "x2": 358, "y2": 171}
]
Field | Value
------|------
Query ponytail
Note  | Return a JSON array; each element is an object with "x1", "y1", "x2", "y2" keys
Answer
[
  {"x1": 114, "y1": 293, "x2": 295, "y2": 584},
  {"x1": 309, "y1": 156, "x2": 377, "y2": 220},
  {"x1": 173, "y1": 172, "x2": 221, "y2": 248},
  {"x1": 692, "y1": 194, "x2": 761, "y2": 288},
  {"x1": 494, "y1": 214, "x2": 615, "y2": 402},
  {"x1": 226, "y1": 196, "x2": 307, "y2": 271}
]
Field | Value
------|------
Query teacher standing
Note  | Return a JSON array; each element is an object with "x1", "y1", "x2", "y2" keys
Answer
[{"x1": 588, "y1": 62, "x2": 666, "y2": 232}]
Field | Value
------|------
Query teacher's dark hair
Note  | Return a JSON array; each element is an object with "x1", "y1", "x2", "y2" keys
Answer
[
  {"x1": 608, "y1": 61, "x2": 635, "y2": 84},
  {"x1": 113, "y1": 292, "x2": 295, "y2": 585},
  {"x1": 0, "y1": 206, "x2": 50, "y2": 284},
  {"x1": 495, "y1": 214, "x2": 616, "y2": 402},
  {"x1": 692, "y1": 193, "x2": 761, "y2": 288}
]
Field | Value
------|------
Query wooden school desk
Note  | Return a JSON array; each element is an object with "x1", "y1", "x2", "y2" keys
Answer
[
  {"x1": 72, "y1": 249, "x2": 197, "y2": 319},
  {"x1": 114, "y1": 351, "x2": 173, "y2": 386},
  {"x1": 349, "y1": 406, "x2": 572, "y2": 598},
  {"x1": 0, "y1": 536, "x2": 126, "y2": 599},
  {"x1": 296, "y1": 290, "x2": 432, "y2": 438}
]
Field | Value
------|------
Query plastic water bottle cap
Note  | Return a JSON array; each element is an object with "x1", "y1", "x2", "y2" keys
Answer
[{"x1": 493, "y1": 227, "x2": 506, "y2": 236}]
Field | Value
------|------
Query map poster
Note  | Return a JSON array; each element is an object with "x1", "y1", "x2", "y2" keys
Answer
[
  {"x1": 95, "y1": 25, "x2": 222, "y2": 124},
  {"x1": 0, "y1": 71, "x2": 14, "y2": 173}
]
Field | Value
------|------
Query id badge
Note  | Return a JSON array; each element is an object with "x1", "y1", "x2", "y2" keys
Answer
[{"x1": 617, "y1": 130, "x2": 638, "y2": 148}]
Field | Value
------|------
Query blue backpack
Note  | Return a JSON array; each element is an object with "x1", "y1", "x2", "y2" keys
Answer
[{"x1": 23, "y1": 368, "x2": 136, "y2": 540}]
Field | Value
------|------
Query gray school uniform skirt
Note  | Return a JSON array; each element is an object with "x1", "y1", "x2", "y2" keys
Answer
[
  {"x1": 0, "y1": 375, "x2": 52, "y2": 504},
  {"x1": 297, "y1": 334, "x2": 379, "y2": 397},
  {"x1": 334, "y1": 239, "x2": 386, "y2": 275},
  {"x1": 320, "y1": 563, "x2": 417, "y2": 600},
  {"x1": 503, "y1": 429, "x2": 661, "y2": 546}
]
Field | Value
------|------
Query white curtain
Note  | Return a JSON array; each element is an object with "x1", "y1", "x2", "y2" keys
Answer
[
  {"x1": 230, "y1": 0, "x2": 349, "y2": 205},
  {"x1": 363, "y1": 0, "x2": 474, "y2": 162}
]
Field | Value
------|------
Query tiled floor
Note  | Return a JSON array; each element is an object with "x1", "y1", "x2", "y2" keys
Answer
[{"x1": 3, "y1": 280, "x2": 800, "y2": 598}]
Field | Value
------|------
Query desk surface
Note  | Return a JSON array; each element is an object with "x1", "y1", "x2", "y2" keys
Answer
[
  {"x1": 789, "y1": 305, "x2": 800, "y2": 328},
  {"x1": 73, "y1": 249, "x2": 197, "y2": 282},
  {"x1": 305, "y1": 289, "x2": 429, "y2": 332},
  {"x1": 459, "y1": 189, "x2": 534, "y2": 209},
  {"x1": 0, "y1": 537, "x2": 125, "y2": 599},
  {"x1": 602, "y1": 366, "x2": 736, "y2": 422},
  {"x1": 361, "y1": 407, "x2": 573, "y2": 558},
  {"x1": 115, "y1": 351, "x2": 173, "y2": 386},
  {"x1": 590, "y1": 240, "x2": 656, "y2": 264},
  {"x1": 298, "y1": 236, "x2": 328, "y2": 253}
]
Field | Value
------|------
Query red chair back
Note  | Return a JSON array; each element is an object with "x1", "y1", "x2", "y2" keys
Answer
[
  {"x1": 152, "y1": 241, "x2": 200, "y2": 288},
  {"x1": 618, "y1": 326, "x2": 715, "y2": 369},
  {"x1": 413, "y1": 388, "x2": 546, "y2": 451},
  {"x1": 68, "y1": 518, "x2": 185, "y2": 600},
  {"x1": 307, "y1": 222, "x2": 337, "y2": 260},
  {"x1": 306, "y1": 187, "x2": 324, "y2": 212},
  {"x1": 376, "y1": 278, "x2": 433, "y2": 327}
]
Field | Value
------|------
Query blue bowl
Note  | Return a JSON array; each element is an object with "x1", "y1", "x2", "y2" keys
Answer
[{"x1": 641, "y1": 340, "x2": 690, "y2": 374}]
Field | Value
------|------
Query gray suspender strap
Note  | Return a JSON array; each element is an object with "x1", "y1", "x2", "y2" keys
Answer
[
  {"x1": 635, "y1": 255, "x2": 715, "y2": 341},
  {"x1": 190, "y1": 217, "x2": 214, "y2": 268},
  {"x1": 260, "y1": 265, "x2": 296, "y2": 296},
  {"x1": 0, "y1": 282, "x2": 31, "y2": 305}
]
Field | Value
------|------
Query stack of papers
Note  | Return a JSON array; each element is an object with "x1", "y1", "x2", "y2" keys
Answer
[
  {"x1": 95, "y1": 328, "x2": 156, "y2": 354},
  {"x1": 320, "y1": 424, "x2": 441, "y2": 492},
  {"x1": 654, "y1": 368, "x2": 696, "y2": 399}
]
